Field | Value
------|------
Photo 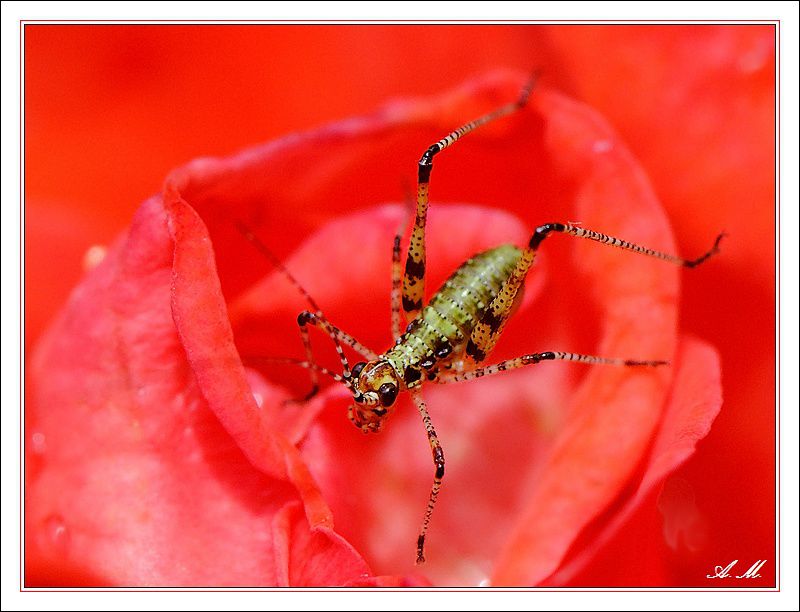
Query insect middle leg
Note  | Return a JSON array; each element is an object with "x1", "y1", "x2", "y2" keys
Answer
[
  {"x1": 410, "y1": 387, "x2": 445, "y2": 565},
  {"x1": 401, "y1": 73, "x2": 539, "y2": 321},
  {"x1": 434, "y1": 351, "x2": 669, "y2": 385},
  {"x1": 390, "y1": 193, "x2": 414, "y2": 341}
]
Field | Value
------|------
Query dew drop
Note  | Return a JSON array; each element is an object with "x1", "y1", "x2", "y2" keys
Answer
[
  {"x1": 82, "y1": 244, "x2": 107, "y2": 270},
  {"x1": 30, "y1": 432, "x2": 47, "y2": 455},
  {"x1": 592, "y1": 139, "x2": 612, "y2": 154},
  {"x1": 252, "y1": 391, "x2": 264, "y2": 408},
  {"x1": 42, "y1": 514, "x2": 71, "y2": 557},
  {"x1": 738, "y1": 43, "x2": 769, "y2": 74}
]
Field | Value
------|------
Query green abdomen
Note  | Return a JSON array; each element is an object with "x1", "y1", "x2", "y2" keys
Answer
[{"x1": 386, "y1": 244, "x2": 522, "y2": 371}]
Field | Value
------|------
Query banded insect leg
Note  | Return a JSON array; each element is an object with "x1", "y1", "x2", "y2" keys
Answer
[
  {"x1": 236, "y1": 220, "x2": 376, "y2": 401},
  {"x1": 464, "y1": 247, "x2": 535, "y2": 363},
  {"x1": 527, "y1": 222, "x2": 725, "y2": 268},
  {"x1": 410, "y1": 387, "x2": 445, "y2": 565},
  {"x1": 391, "y1": 193, "x2": 414, "y2": 341},
  {"x1": 435, "y1": 351, "x2": 668, "y2": 385},
  {"x1": 401, "y1": 73, "x2": 539, "y2": 322},
  {"x1": 466, "y1": 223, "x2": 724, "y2": 363},
  {"x1": 291, "y1": 311, "x2": 379, "y2": 402}
]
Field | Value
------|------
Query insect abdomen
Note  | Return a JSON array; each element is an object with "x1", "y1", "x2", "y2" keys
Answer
[
  {"x1": 428, "y1": 243, "x2": 522, "y2": 338},
  {"x1": 387, "y1": 244, "x2": 522, "y2": 373}
]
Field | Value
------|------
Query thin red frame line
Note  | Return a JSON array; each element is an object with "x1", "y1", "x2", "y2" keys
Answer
[
  {"x1": 19, "y1": 14, "x2": 24, "y2": 597},
  {"x1": 18, "y1": 20, "x2": 782, "y2": 591},
  {"x1": 775, "y1": 18, "x2": 781, "y2": 593},
  {"x1": 18, "y1": 20, "x2": 781, "y2": 24}
]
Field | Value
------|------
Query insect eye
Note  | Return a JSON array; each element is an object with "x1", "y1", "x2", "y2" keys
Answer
[
  {"x1": 378, "y1": 382, "x2": 398, "y2": 407},
  {"x1": 351, "y1": 361, "x2": 367, "y2": 379}
]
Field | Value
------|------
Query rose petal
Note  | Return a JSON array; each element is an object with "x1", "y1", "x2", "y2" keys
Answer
[
  {"x1": 165, "y1": 187, "x2": 287, "y2": 481},
  {"x1": 488, "y1": 87, "x2": 683, "y2": 585},
  {"x1": 545, "y1": 26, "x2": 773, "y2": 586},
  {"x1": 25, "y1": 195, "x2": 370, "y2": 585},
  {"x1": 271, "y1": 501, "x2": 370, "y2": 586},
  {"x1": 542, "y1": 335, "x2": 722, "y2": 584},
  {"x1": 27, "y1": 198, "x2": 288, "y2": 584},
  {"x1": 548, "y1": 25, "x2": 774, "y2": 275},
  {"x1": 164, "y1": 188, "x2": 333, "y2": 528},
  {"x1": 160, "y1": 70, "x2": 551, "y2": 305}
]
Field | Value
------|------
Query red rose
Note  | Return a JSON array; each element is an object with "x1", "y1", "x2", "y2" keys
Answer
[
  {"x1": 25, "y1": 25, "x2": 775, "y2": 587},
  {"x1": 27, "y1": 69, "x2": 724, "y2": 586}
]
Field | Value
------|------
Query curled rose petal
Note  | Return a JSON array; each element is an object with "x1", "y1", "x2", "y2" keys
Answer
[
  {"x1": 488, "y1": 87, "x2": 683, "y2": 586},
  {"x1": 545, "y1": 27, "x2": 774, "y2": 586},
  {"x1": 164, "y1": 190, "x2": 332, "y2": 527},
  {"x1": 27, "y1": 198, "x2": 303, "y2": 585},
  {"x1": 514, "y1": 335, "x2": 723, "y2": 585},
  {"x1": 25, "y1": 196, "x2": 369, "y2": 585}
]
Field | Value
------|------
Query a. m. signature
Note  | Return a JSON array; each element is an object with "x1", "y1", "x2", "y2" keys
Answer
[{"x1": 707, "y1": 560, "x2": 768, "y2": 579}]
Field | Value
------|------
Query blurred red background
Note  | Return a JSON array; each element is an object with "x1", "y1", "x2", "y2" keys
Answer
[{"x1": 24, "y1": 24, "x2": 776, "y2": 586}]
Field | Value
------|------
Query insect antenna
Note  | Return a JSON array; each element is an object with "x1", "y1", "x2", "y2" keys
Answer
[
  {"x1": 234, "y1": 219, "x2": 323, "y2": 313},
  {"x1": 233, "y1": 220, "x2": 379, "y2": 401},
  {"x1": 243, "y1": 356, "x2": 354, "y2": 390}
]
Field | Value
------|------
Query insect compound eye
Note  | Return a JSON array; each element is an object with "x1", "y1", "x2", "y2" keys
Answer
[
  {"x1": 350, "y1": 361, "x2": 367, "y2": 379},
  {"x1": 378, "y1": 382, "x2": 399, "y2": 407}
]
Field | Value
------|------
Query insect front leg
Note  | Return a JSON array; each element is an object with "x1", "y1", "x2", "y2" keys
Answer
[
  {"x1": 410, "y1": 388, "x2": 445, "y2": 565},
  {"x1": 290, "y1": 310, "x2": 378, "y2": 403},
  {"x1": 236, "y1": 220, "x2": 377, "y2": 399}
]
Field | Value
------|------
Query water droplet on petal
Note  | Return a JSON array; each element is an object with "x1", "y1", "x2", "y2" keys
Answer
[
  {"x1": 737, "y1": 39, "x2": 771, "y2": 74},
  {"x1": 42, "y1": 514, "x2": 71, "y2": 557},
  {"x1": 592, "y1": 139, "x2": 612, "y2": 154},
  {"x1": 82, "y1": 244, "x2": 107, "y2": 270},
  {"x1": 658, "y1": 476, "x2": 707, "y2": 552},
  {"x1": 31, "y1": 432, "x2": 47, "y2": 454}
]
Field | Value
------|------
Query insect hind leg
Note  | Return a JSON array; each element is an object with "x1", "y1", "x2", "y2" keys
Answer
[
  {"x1": 465, "y1": 222, "x2": 725, "y2": 364},
  {"x1": 401, "y1": 72, "x2": 540, "y2": 322},
  {"x1": 528, "y1": 222, "x2": 725, "y2": 268}
]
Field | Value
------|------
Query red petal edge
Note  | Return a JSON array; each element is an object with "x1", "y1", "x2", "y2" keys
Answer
[
  {"x1": 164, "y1": 187, "x2": 333, "y2": 528},
  {"x1": 494, "y1": 335, "x2": 723, "y2": 585}
]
